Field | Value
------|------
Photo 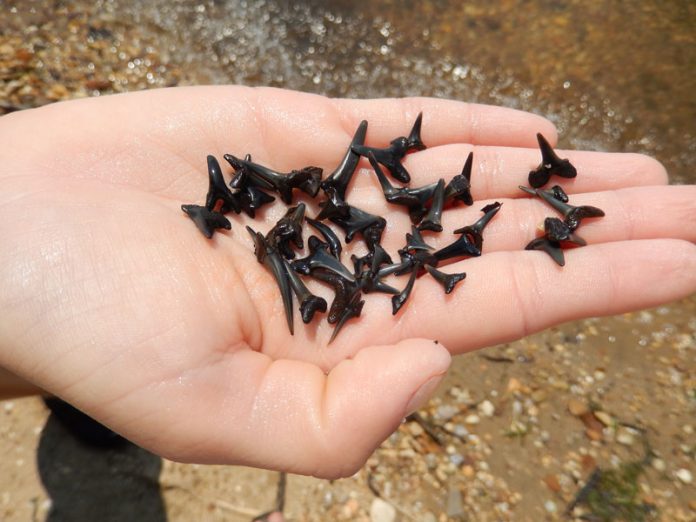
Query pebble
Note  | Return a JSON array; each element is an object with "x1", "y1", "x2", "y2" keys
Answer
[
  {"x1": 567, "y1": 399, "x2": 588, "y2": 417},
  {"x1": 464, "y1": 414, "x2": 480, "y2": 425},
  {"x1": 675, "y1": 468, "x2": 692, "y2": 484},
  {"x1": 369, "y1": 498, "x2": 396, "y2": 522},
  {"x1": 435, "y1": 404, "x2": 459, "y2": 421},
  {"x1": 449, "y1": 453, "x2": 464, "y2": 467},
  {"x1": 478, "y1": 400, "x2": 495, "y2": 417},
  {"x1": 446, "y1": 486, "x2": 463, "y2": 517},
  {"x1": 652, "y1": 458, "x2": 666, "y2": 472},
  {"x1": 408, "y1": 422, "x2": 424, "y2": 437},
  {"x1": 594, "y1": 411, "x2": 613, "y2": 426},
  {"x1": 544, "y1": 500, "x2": 557, "y2": 513},
  {"x1": 616, "y1": 427, "x2": 635, "y2": 446}
]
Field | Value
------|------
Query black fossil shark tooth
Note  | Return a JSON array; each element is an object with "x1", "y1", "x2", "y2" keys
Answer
[
  {"x1": 424, "y1": 265, "x2": 467, "y2": 294},
  {"x1": 205, "y1": 154, "x2": 240, "y2": 214},
  {"x1": 247, "y1": 226, "x2": 295, "y2": 334},
  {"x1": 306, "y1": 218, "x2": 342, "y2": 260},
  {"x1": 321, "y1": 120, "x2": 368, "y2": 200},
  {"x1": 266, "y1": 203, "x2": 306, "y2": 260},
  {"x1": 418, "y1": 179, "x2": 446, "y2": 232},
  {"x1": 224, "y1": 154, "x2": 322, "y2": 204},
  {"x1": 181, "y1": 204, "x2": 231, "y2": 238},
  {"x1": 452, "y1": 202, "x2": 502, "y2": 252},
  {"x1": 352, "y1": 112, "x2": 426, "y2": 183},
  {"x1": 444, "y1": 152, "x2": 474, "y2": 206},
  {"x1": 528, "y1": 133, "x2": 577, "y2": 188},
  {"x1": 535, "y1": 189, "x2": 605, "y2": 230}
]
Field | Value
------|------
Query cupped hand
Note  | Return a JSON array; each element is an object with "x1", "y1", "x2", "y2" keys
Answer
[{"x1": 1, "y1": 86, "x2": 694, "y2": 478}]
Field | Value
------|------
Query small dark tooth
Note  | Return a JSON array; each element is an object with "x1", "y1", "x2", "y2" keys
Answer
[
  {"x1": 321, "y1": 120, "x2": 368, "y2": 200},
  {"x1": 525, "y1": 236, "x2": 565, "y2": 266},
  {"x1": 452, "y1": 202, "x2": 502, "y2": 251},
  {"x1": 181, "y1": 204, "x2": 231, "y2": 238},
  {"x1": 444, "y1": 152, "x2": 474, "y2": 206},
  {"x1": 528, "y1": 133, "x2": 578, "y2": 188},
  {"x1": 391, "y1": 265, "x2": 419, "y2": 315},
  {"x1": 205, "y1": 155, "x2": 240, "y2": 214},
  {"x1": 424, "y1": 265, "x2": 466, "y2": 294},
  {"x1": 418, "y1": 179, "x2": 446, "y2": 232}
]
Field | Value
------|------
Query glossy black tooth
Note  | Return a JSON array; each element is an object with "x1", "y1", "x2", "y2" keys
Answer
[
  {"x1": 376, "y1": 260, "x2": 413, "y2": 280},
  {"x1": 370, "y1": 243, "x2": 393, "y2": 274},
  {"x1": 391, "y1": 265, "x2": 419, "y2": 315},
  {"x1": 536, "y1": 190, "x2": 604, "y2": 230},
  {"x1": 543, "y1": 216, "x2": 590, "y2": 246},
  {"x1": 564, "y1": 205, "x2": 605, "y2": 230},
  {"x1": 316, "y1": 186, "x2": 350, "y2": 221},
  {"x1": 294, "y1": 241, "x2": 356, "y2": 282},
  {"x1": 239, "y1": 186, "x2": 275, "y2": 218},
  {"x1": 306, "y1": 218, "x2": 342, "y2": 260},
  {"x1": 368, "y1": 152, "x2": 397, "y2": 197},
  {"x1": 247, "y1": 226, "x2": 295, "y2": 334},
  {"x1": 444, "y1": 152, "x2": 474, "y2": 206},
  {"x1": 223, "y1": 154, "x2": 275, "y2": 190},
  {"x1": 528, "y1": 133, "x2": 578, "y2": 188},
  {"x1": 424, "y1": 265, "x2": 466, "y2": 294},
  {"x1": 405, "y1": 226, "x2": 435, "y2": 252},
  {"x1": 525, "y1": 237, "x2": 565, "y2": 266},
  {"x1": 537, "y1": 133, "x2": 562, "y2": 167},
  {"x1": 418, "y1": 179, "x2": 445, "y2": 232},
  {"x1": 407, "y1": 112, "x2": 426, "y2": 151},
  {"x1": 321, "y1": 120, "x2": 368, "y2": 199},
  {"x1": 284, "y1": 259, "x2": 327, "y2": 323},
  {"x1": 433, "y1": 234, "x2": 481, "y2": 262},
  {"x1": 266, "y1": 204, "x2": 306, "y2": 259},
  {"x1": 452, "y1": 202, "x2": 502, "y2": 252},
  {"x1": 205, "y1": 155, "x2": 240, "y2": 213},
  {"x1": 550, "y1": 185, "x2": 569, "y2": 203},
  {"x1": 371, "y1": 280, "x2": 401, "y2": 295},
  {"x1": 181, "y1": 204, "x2": 231, "y2": 238},
  {"x1": 329, "y1": 293, "x2": 364, "y2": 344},
  {"x1": 528, "y1": 168, "x2": 551, "y2": 188},
  {"x1": 331, "y1": 205, "x2": 385, "y2": 246}
]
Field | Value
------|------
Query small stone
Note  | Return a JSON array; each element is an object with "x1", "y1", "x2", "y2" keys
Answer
[
  {"x1": 479, "y1": 400, "x2": 495, "y2": 417},
  {"x1": 370, "y1": 498, "x2": 396, "y2": 522},
  {"x1": 544, "y1": 500, "x2": 557, "y2": 513},
  {"x1": 531, "y1": 389, "x2": 547, "y2": 403},
  {"x1": 507, "y1": 377, "x2": 522, "y2": 394},
  {"x1": 567, "y1": 399, "x2": 588, "y2": 417},
  {"x1": 586, "y1": 428, "x2": 603, "y2": 441},
  {"x1": 446, "y1": 486, "x2": 463, "y2": 517},
  {"x1": 435, "y1": 404, "x2": 459, "y2": 421},
  {"x1": 342, "y1": 498, "x2": 359, "y2": 518},
  {"x1": 449, "y1": 453, "x2": 464, "y2": 467},
  {"x1": 675, "y1": 468, "x2": 692, "y2": 484},
  {"x1": 616, "y1": 428, "x2": 635, "y2": 446},
  {"x1": 464, "y1": 414, "x2": 480, "y2": 425},
  {"x1": 462, "y1": 465, "x2": 475, "y2": 478},
  {"x1": 543, "y1": 474, "x2": 561, "y2": 493},
  {"x1": 409, "y1": 422, "x2": 424, "y2": 437},
  {"x1": 425, "y1": 453, "x2": 438, "y2": 470},
  {"x1": 652, "y1": 458, "x2": 666, "y2": 472},
  {"x1": 594, "y1": 411, "x2": 613, "y2": 426}
]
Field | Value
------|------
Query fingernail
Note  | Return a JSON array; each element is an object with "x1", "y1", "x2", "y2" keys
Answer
[{"x1": 404, "y1": 372, "x2": 447, "y2": 415}]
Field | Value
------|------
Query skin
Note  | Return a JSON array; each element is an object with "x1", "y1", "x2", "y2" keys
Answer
[{"x1": 0, "y1": 86, "x2": 695, "y2": 480}]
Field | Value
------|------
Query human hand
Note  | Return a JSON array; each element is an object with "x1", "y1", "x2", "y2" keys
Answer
[{"x1": 1, "y1": 86, "x2": 694, "y2": 478}]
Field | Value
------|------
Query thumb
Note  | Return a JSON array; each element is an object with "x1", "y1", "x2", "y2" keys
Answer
[{"x1": 159, "y1": 338, "x2": 450, "y2": 479}]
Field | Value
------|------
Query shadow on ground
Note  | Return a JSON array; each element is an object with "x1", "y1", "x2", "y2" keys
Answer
[{"x1": 37, "y1": 413, "x2": 166, "y2": 522}]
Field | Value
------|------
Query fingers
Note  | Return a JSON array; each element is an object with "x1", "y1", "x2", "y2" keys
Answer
[
  {"x1": 349, "y1": 144, "x2": 667, "y2": 201},
  {"x1": 413, "y1": 185, "x2": 696, "y2": 253},
  {"x1": 332, "y1": 96, "x2": 557, "y2": 148},
  {"x1": 394, "y1": 239, "x2": 696, "y2": 353},
  {"x1": 148, "y1": 338, "x2": 450, "y2": 479}
]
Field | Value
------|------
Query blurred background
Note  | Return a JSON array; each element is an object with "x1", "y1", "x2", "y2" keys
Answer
[{"x1": 1, "y1": 1, "x2": 694, "y2": 520}]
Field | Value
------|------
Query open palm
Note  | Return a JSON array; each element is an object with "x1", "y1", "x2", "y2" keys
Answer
[{"x1": 1, "y1": 86, "x2": 694, "y2": 478}]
